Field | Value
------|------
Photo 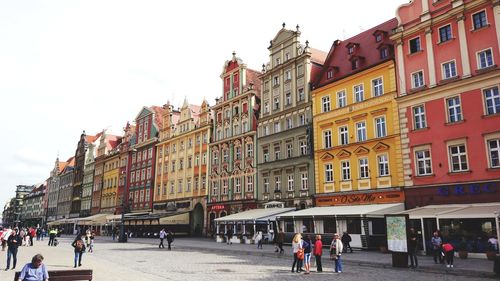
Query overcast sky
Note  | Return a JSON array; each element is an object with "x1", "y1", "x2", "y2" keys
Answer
[{"x1": 0, "y1": 0, "x2": 406, "y2": 213}]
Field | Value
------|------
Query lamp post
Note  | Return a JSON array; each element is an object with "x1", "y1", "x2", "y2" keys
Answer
[{"x1": 119, "y1": 169, "x2": 128, "y2": 243}]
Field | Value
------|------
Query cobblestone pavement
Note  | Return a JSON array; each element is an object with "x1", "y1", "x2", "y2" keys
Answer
[{"x1": 0, "y1": 236, "x2": 496, "y2": 281}]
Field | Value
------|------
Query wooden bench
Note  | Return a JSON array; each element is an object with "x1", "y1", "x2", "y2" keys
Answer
[{"x1": 14, "y1": 269, "x2": 92, "y2": 281}]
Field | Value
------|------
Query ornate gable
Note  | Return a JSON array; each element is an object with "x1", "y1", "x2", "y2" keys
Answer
[
  {"x1": 373, "y1": 142, "x2": 390, "y2": 152},
  {"x1": 320, "y1": 153, "x2": 335, "y2": 161},
  {"x1": 336, "y1": 149, "x2": 351, "y2": 159},
  {"x1": 271, "y1": 24, "x2": 297, "y2": 47},
  {"x1": 135, "y1": 106, "x2": 153, "y2": 121},
  {"x1": 354, "y1": 146, "x2": 370, "y2": 155}
]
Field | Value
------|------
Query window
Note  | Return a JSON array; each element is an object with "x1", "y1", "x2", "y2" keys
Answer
[
  {"x1": 376, "y1": 34, "x2": 382, "y2": 42},
  {"x1": 478, "y1": 49, "x2": 493, "y2": 69},
  {"x1": 413, "y1": 105, "x2": 427, "y2": 129},
  {"x1": 299, "y1": 140, "x2": 308, "y2": 156},
  {"x1": 415, "y1": 149, "x2": 432, "y2": 176},
  {"x1": 263, "y1": 125, "x2": 269, "y2": 136},
  {"x1": 264, "y1": 101, "x2": 270, "y2": 114},
  {"x1": 301, "y1": 173, "x2": 308, "y2": 190},
  {"x1": 177, "y1": 180, "x2": 183, "y2": 193},
  {"x1": 222, "y1": 180, "x2": 228, "y2": 195},
  {"x1": 274, "y1": 144, "x2": 281, "y2": 160},
  {"x1": 412, "y1": 71, "x2": 424, "y2": 88},
  {"x1": 378, "y1": 154, "x2": 390, "y2": 176},
  {"x1": 341, "y1": 161, "x2": 351, "y2": 181},
  {"x1": 484, "y1": 87, "x2": 500, "y2": 115},
  {"x1": 351, "y1": 59, "x2": 359, "y2": 70},
  {"x1": 348, "y1": 46, "x2": 354, "y2": 54},
  {"x1": 442, "y1": 61, "x2": 457, "y2": 79},
  {"x1": 322, "y1": 96, "x2": 331, "y2": 112},
  {"x1": 287, "y1": 175, "x2": 294, "y2": 191},
  {"x1": 275, "y1": 176, "x2": 281, "y2": 191},
  {"x1": 274, "y1": 97, "x2": 280, "y2": 110},
  {"x1": 246, "y1": 176, "x2": 253, "y2": 192},
  {"x1": 325, "y1": 164, "x2": 333, "y2": 182},
  {"x1": 285, "y1": 70, "x2": 292, "y2": 80},
  {"x1": 487, "y1": 139, "x2": 500, "y2": 168},
  {"x1": 372, "y1": 78, "x2": 383, "y2": 97},
  {"x1": 195, "y1": 155, "x2": 200, "y2": 166},
  {"x1": 297, "y1": 88, "x2": 305, "y2": 101},
  {"x1": 327, "y1": 70, "x2": 333, "y2": 79},
  {"x1": 186, "y1": 178, "x2": 191, "y2": 192},
  {"x1": 449, "y1": 144, "x2": 468, "y2": 172},
  {"x1": 297, "y1": 64, "x2": 304, "y2": 76},
  {"x1": 246, "y1": 143, "x2": 253, "y2": 158},
  {"x1": 235, "y1": 146, "x2": 241, "y2": 160},
  {"x1": 202, "y1": 152, "x2": 207, "y2": 165},
  {"x1": 223, "y1": 149, "x2": 229, "y2": 162},
  {"x1": 285, "y1": 92, "x2": 292, "y2": 106},
  {"x1": 179, "y1": 159, "x2": 183, "y2": 170},
  {"x1": 472, "y1": 10, "x2": 487, "y2": 30},
  {"x1": 375, "y1": 117, "x2": 387, "y2": 138},
  {"x1": 446, "y1": 96, "x2": 462, "y2": 123},
  {"x1": 212, "y1": 152, "x2": 218, "y2": 165},
  {"x1": 439, "y1": 25, "x2": 452, "y2": 42},
  {"x1": 202, "y1": 176, "x2": 206, "y2": 189},
  {"x1": 274, "y1": 122, "x2": 281, "y2": 133},
  {"x1": 275, "y1": 57, "x2": 281, "y2": 66},
  {"x1": 359, "y1": 158, "x2": 369, "y2": 179},
  {"x1": 211, "y1": 181, "x2": 218, "y2": 196},
  {"x1": 354, "y1": 84, "x2": 364, "y2": 102},
  {"x1": 263, "y1": 148, "x2": 269, "y2": 162},
  {"x1": 356, "y1": 122, "x2": 367, "y2": 142},
  {"x1": 380, "y1": 48, "x2": 388, "y2": 59},
  {"x1": 286, "y1": 143, "x2": 293, "y2": 158},
  {"x1": 235, "y1": 178, "x2": 241, "y2": 193},
  {"x1": 299, "y1": 114, "x2": 306, "y2": 126},
  {"x1": 194, "y1": 177, "x2": 199, "y2": 190},
  {"x1": 323, "y1": 130, "x2": 332, "y2": 149},
  {"x1": 409, "y1": 37, "x2": 421, "y2": 53},
  {"x1": 264, "y1": 178, "x2": 269, "y2": 193},
  {"x1": 273, "y1": 76, "x2": 280, "y2": 86},
  {"x1": 339, "y1": 126, "x2": 349, "y2": 145},
  {"x1": 170, "y1": 182, "x2": 175, "y2": 194},
  {"x1": 337, "y1": 91, "x2": 347, "y2": 108},
  {"x1": 286, "y1": 117, "x2": 293, "y2": 129}
]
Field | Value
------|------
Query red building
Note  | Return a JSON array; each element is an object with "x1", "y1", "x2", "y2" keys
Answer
[{"x1": 392, "y1": 0, "x2": 500, "y2": 253}]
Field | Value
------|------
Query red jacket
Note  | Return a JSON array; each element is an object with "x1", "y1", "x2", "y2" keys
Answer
[{"x1": 314, "y1": 240, "x2": 323, "y2": 256}]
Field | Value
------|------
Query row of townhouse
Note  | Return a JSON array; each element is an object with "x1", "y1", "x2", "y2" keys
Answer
[{"x1": 5, "y1": 0, "x2": 499, "y2": 251}]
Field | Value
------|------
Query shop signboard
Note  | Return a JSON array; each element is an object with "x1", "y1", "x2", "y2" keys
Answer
[{"x1": 385, "y1": 214, "x2": 410, "y2": 268}]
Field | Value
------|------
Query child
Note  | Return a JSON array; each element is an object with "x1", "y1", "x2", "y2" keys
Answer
[{"x1": 442, "y1": 242, "x2": 454, "y2": 268}]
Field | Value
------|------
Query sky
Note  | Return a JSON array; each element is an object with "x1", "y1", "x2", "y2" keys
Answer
[{"x1": 0, "y1": 0, "x2": 407, "y2": 212}]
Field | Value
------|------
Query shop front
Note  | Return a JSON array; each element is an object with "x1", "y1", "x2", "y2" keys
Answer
[
  {"x1": 403, "y1": 181, "x2": 500, "y2": 256},
  {"x1": 206, "y1": 201, "x2": 257, "y2": 238}
]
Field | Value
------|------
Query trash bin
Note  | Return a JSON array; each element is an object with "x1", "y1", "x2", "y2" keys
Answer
[{"x1": 494, "y1": 255, "x2": 500, "y2": 275}]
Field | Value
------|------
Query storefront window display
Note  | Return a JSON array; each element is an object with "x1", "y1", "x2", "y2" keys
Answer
[{"x1": 439, "y1": 218, "x2": 496, "y2": 253}]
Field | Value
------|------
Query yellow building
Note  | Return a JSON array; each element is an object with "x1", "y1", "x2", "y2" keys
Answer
[
  {"x1": 311, "y1": 19, "x2": 404, "y2": 207},
  {"x1": 101, "y1": 151, "x2": 121, "y2": 214},
  {"x1": 154, "y1": 99, "x2": 212, "y2": 235}
]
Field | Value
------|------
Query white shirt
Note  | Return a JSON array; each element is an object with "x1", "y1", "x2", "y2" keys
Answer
[{"x1": 159, "y1": 230, "x2": 166, "y2": 239}]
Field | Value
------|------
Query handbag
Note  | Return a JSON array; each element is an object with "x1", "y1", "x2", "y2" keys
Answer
[{"x1": 297, "y1": 248, "x2": 304, "y2": 260}]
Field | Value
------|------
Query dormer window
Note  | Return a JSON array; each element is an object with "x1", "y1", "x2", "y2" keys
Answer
[
  {"x1": 351, "y1": 59, "x2": 359, "y2": 70},
  {"x1": 327, "y1": 70, "x2": 334, "y2": 79},
  {"x1": 380, "y1": 48, "x2": 388, "y2": 59},
  {"x1": 376, "y1": 34, "x2": 382, "y2": 42},
  {"x1": 348, "y1": 46, "x2": 354, "y2": 54}
]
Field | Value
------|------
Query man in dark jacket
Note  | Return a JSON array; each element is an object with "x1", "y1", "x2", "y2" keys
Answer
[
  {"x1": 6, "y1": 228, "x2": 22, "y2": 270},
  {"x1": 408, "y1": 228, "x2": 418, "y2": 268},
  {"x1": 166, "y1": 231, "x2": 174, "y2": 250},
  {"x1": 341, "y1": 232, "x2": 353, "y2": 253}
]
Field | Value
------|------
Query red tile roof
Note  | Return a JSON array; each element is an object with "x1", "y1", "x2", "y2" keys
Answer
[
  {"x1": 312, "y1": 18, "x2": 397, "y2": 89},
  {"x1": 310, "y1": 47, "x2": 328, "y2": 65}
]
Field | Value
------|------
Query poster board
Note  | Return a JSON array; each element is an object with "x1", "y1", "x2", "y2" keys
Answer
[{"x1": 385, "y1": 214, "x2": 409, "y2": 253}]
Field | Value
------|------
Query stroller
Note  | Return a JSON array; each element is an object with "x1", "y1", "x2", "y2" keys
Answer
[{"x1": 53, "y1": 238, "x2": 59, "y2": 246}]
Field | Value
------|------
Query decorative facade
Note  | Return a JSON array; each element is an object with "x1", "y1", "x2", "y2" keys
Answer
[
  {"x1": 257, "y1": 24, "x2": 325, "y2": 209},
  {"x1": 154, "y1": 99, "x2": 212, "y2": 235},
  {"x1": 311, "y1": 19, "x2": 404, "y2": 204},
  {"x1": 46, "y1": 157, "x2": 67, "y2": 222},
  {"x1": 100, "y1": 145, "x2": 122, "y2": 214},
  {"x1": 207, "y1": 53, "x2": 261, "y2": 234},
  {"x1": 21, "y1": 182, "x2": 47, "y2": 226},
  {"x1": 56, "y1": 157, "x2": 75, "y2": 219}
]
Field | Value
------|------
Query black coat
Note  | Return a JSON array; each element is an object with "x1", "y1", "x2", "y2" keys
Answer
[{"x1": 7, "y1": 234, "x2": 22, "y2": 249}]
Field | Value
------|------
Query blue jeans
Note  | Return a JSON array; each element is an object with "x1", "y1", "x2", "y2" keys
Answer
[
  {"x1": 334, "y1": 255, "x2": 342, "y2": 272},
  {"x1": 74, "y1": 251, "x2": 83, "y2": 267},
  {"x1": 6, "y1": 248, "x2": 18, "y2": 269}
]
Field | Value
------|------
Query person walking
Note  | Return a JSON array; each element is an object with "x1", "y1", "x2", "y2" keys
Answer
[
  {"x1": 71, "y1": 235, "x2": 86, "y2": 268},
  {"x1": 408, "y1": 228, "x2": 418, "y2": 268},
  {"x1": 159, "y1": 229, "x2": 166, "y2": 249},
  {"x1": 442, "y1": 242, "x2": 454, "y2": 268},
  {"x1": 254, "y1": 231, "x2": 263, "y2": 249},
  {"x1": 291, "y1": 233, "x2": 303, "y2": 273},
  {"x1": 226, "y1": 228, "x2": 233, "y2": 245},
  {"x1": 1, "y1": 226, "x2": 11, "y2": 251},
  {"x1": 431, "y1": 231, "x2": 443, "y2": 264},
  {"x1": 303, "y1": 234, "x2": 312, "y2": 274},
  {"x1": 17, "y1": 254, "x2": 49, "y2": 281},
  {"x1": 6, "y1": 228, "x2": 22, "y2": 270},
  {"x1": 341, "y1": 232, "x2": 353, "y2": 253},
  {"x1": 29, "y1": 227, "x2": 36, "y2": 246},
  {"x1": 314, "y1": 234, "x2": 323, "y2": 272},
  {"x1": 276, "y1": 228, "x2": 285, "y2": 254},
  {"x1": 330, "y1": 233, "x2": 344, "y2": 273},
  {"x1": 166, "y1": 231, "x2": 174, "y2": 250},
  {"x1": 48, "y1": 228, "x2": 57, "y2": 246}
]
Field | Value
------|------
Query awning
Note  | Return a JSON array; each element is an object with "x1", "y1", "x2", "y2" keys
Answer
[
  {"x1": 276, "y1": 203, "x2": 405, "y2": 219},
  {"x1": 400, "y1": 203, "x2": 500, "y2": 219},
  {"x1": 76, "y1": 214, "x2": 109, "y2": 225},
  {"x1": 106, "y1": 214, "x2": 123, "y2": 223},
  {"x1": 214, "y1": 207, "x2": 296, "y2": 223},
  {"x1": 159, "y1": 212, "x2": 190, "y2": 225}
]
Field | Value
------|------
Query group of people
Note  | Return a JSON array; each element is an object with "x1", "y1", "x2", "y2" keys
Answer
[
  {"x1": 0, "y1": 226, "x2": 46, "y2": 250},
  {"x1": 158, "y1": 229, "x2": 174, "y2": 250},
  {"x1": 291, "y1": 232, "x2": 350, "y2": 274}
]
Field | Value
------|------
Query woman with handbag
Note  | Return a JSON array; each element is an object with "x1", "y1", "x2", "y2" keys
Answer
[
  {"x1": 330, "y1": 233, "x2": 344, "y2": 273},
  {"x1": 291, "y1": 233, "x2": 303, "y2": 273}
]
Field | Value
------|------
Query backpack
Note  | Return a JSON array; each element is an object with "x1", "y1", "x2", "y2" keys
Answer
[{"x1": 75, "y1": 240, "x2": 84, "y2": 251}]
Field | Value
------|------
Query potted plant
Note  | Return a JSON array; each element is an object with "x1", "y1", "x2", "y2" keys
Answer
[{"x1": 458, "y1": 240, "x2": 468, "y2": 259}]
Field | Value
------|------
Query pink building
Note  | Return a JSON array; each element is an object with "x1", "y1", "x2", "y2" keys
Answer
[{"x1": 392, "y1": 0, "x2": 500, "y2": 254}]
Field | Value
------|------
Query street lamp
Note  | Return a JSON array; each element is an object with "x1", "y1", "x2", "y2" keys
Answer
[{"x1": 119, "y1": 169, "x2": 129, "y2": 243}]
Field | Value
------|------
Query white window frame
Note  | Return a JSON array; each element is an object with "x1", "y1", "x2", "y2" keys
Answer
[
  {"x1": 471, "y1": 9, "x2": 488, "y2": 30},
  {"x1": 275, "y1": 176, "x2": 281, "y2": 191},
  {"x1": 438, "y1": 24, "x2": 453, "y2": 43},
  {"x1": 235, "y1": 178, "x2": 241, "y2": 193},
  {"x1": 483, "y1": 86, "x2": 500, "y2": 115},
  {"x1": 442, "y1": 60, "x2": 457, "y2": 80},
  {"x1": 324, "y1": 163, "x2": 334, "y2": 182},
  {"x1": 372, "y1": 77, "x2": 384, "y2": 97},
  {"x1": 287, "y1": 175, "x2": 294, "y2": 192},
  {"x1": 301, "y1": 173, "x2": 308, "y2": 190},
  {"x1": 341, "y1": 161, "x2": 351, "y2": 181},
  {"x1": 246, "y1": 176, "x2": 253, "y2": 192},
  {"x1": 485, "y1": 134, "x2": 500, "y2": 168},
  {"x1": 414, "y1": 145, "x2": 433, "y2": 176},
  {"x1": 446, "y1": 95, "x2": 462, "y2": 123},
  {"x1": 264, "y1": 178, "x2": 270, "y2": 193},
  {"x1": 413, "y1": 105, "x2": 427, "y2": 130},
  {"x1": 299, "y1": 140, "x2": 308, "y2": 155},
  {"x1": 411, "y1": 70, "x2": 425, "y2": 89},
  {"x1": 374, "y1": 116, "x2": 387, "y2": 138},
  {"x1": 377, "y1": 154, "x2": 390, "y2": 176},
  {"x1": 323, "y1": 130, "x2": 332, "y2": 149},
  {"x1": 339, "y1": 126, "x2": 349, "y2": 146},
  {"x1": 477, "y1": 48, "x2": 494, "y2": 69},
  {"x1": 356, "y1": 121, "x2": 367, "y2": 142},
  {"x1": 359, "y1": 158, "x2": 369, "y2": 179},
  {"x1": 447, "y1": 141, "x2": 469, "y2": 172},
  {"x1": 409, "y1": 36, "x2": 421, "y2": 54},
  {"x1": 337, "y1": 90, "x2": 347, "y2": 108},
  {"x1": 354, "y1": 84, "x2": 364, "y2": 103},
  {"x1": 322, "y1": 95, "x2": 331, "y2": 113}
]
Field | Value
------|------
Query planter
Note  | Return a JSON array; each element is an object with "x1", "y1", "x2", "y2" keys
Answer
[
  {"x1": 486, "y1": 251, "x2": 497, "y2": 261},
  {"x1": 458, "y1": 250, "x2": 468, "y2": 259}
]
